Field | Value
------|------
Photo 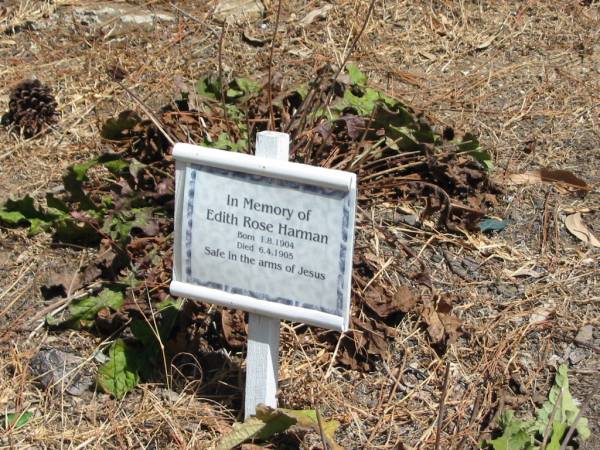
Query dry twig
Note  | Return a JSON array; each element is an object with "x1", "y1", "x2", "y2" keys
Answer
[{"x1": 435, "y1": 362, "x2": 451, "y2": 450}]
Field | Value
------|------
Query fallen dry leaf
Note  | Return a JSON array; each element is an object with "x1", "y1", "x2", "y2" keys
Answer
[
  {"x1": 507, "y1": 167, "x2": 590, "y2": 193},
  {"x1": 564, "y1": 213, "x2": 600, "y2": 247},
  {"x1": 503, "y1": 262, "x2": 544, "y2": 278},
  {"x1": 394, "y1": 285, "x2": 418, "y2": 313},
  {"x1": 529, "y1": 304, "x2": 554, "y2": 324},
  {"x1": 213, "y1": 0, "x2": 265, "y2": 23},
  {"x1": 221, "y1": 309, "x2": 247, "y2": 348},
  {"x1": 363, "y1": 285, "x2": 418, "y2": 318},
  {"x1": 475, "y1": 35, "x2": 496, "y2": 50},
  {"x1": 40, "y1": 268, "x2": 81, "y2": 299},
  {"x1": 335, "y1": 317, "x2": 393, "y2": 371},
  {"x1": 419, "y1": 295, "x2": 462, "y2": 345},
  {"x1": 299, "y1": 4, "x2": 332, "y2": 26}
]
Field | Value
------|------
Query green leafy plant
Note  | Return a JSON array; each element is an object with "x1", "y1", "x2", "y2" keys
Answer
[
  {"x1": 458, "y1": 133, "x2": 493, "y2": 171},
  {"x1": 483, "y1": 365, "x2": 590, "y2": 450},
  {"x1": 215, "y1": 405, "x2": 341, "y2": 450},
  {"x1": 0, "y1": 195, "x2": 55, "y2": 235},
  {"x1": 96, "y1": 299, "x2": 183, "y2": 398},
  {"x1": 2, "y1": 411, "x2": 33, "y2": 430},
  {"x1": 346, "y1": 63, "x2": 367, "y2": 86},
  {"x1": 47, "y1": 288, "x2": 125, "y2": 330},
  {"x1": 97, "y1": 339, "x2": 143, "y2": 399},
  {"x1": 197, "y1": 75, "x2": 261, "y2": 102},
  {"x1": 0, "y1": 152, "x2": 133, "y2": 242}
]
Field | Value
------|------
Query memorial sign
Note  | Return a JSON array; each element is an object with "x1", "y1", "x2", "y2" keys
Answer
[
  {"x1": 171, "y1": 131, "x2": 357, "y2": 418},
  {"x1": 170, "y1": 139, "x2": 357, "y2": 331}
]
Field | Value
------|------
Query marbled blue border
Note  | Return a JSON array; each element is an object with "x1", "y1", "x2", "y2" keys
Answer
[{"x1": 184, "y1": 164, "x2": 352, "y2": 317}]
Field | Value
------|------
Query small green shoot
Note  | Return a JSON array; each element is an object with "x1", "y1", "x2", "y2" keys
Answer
[{"x1": 483, "y1": 365, "x2": 589, "y2": 450}]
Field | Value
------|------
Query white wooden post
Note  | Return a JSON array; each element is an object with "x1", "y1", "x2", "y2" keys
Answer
[{"x1": 244, "y1": 131, "x2": 289, "y2": 419}]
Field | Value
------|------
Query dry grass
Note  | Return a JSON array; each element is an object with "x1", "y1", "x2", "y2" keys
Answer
[{"x1": 1, "y1": 1, "x2": 599, "y2": 449}]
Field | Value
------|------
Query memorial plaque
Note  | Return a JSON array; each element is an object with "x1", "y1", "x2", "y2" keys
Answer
[{"x1": 170, "y1": 143, "x2": 356, "y2": 331}]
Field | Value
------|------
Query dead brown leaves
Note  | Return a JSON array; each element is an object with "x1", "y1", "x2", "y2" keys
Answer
[
  {"x1": 419, "y1": 294, "x2": 463, "y2": 346},
  {"x1": 364, "y1": 285, "x2": 418, "y2": 319},
  {"x1": 336, "y1": 317, "x2": 393, "y2": 371},
  {"x1": 564, "y1": 213, "x2": 600, "y2": 247},
  {"x1": 507, "y1": 167, "x2": 591, "y2": 193},
  {"x1": 221, "y1": 309, "x2": 247, "y2": 349},
  {"x1": 339, "y1": 284, "x2": 463, "y2": 370}
]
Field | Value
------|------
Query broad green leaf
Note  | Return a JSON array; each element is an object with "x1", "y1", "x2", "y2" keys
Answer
[
  {"x1": 63, "y1": 153, "x2": 126, "y2": 211},
  {"x1": 97, "y1": 339, "x2": 141, "y2": 399},
  {"x1": 100, "y1": 195, "x2": 114, "y2": 209},
  {"x1": 52, "y1": 288, "x2": 125, "y2": 329},
  {"x1": 130, "y1": 320, "x2": 157, "y2": 349},
  {"x1": 102, "y1": 207, "x2": 159, "y2": 244},
  {"x1": 227, "y1": 78, "x2": 261, "y2": 100},
  {"x1": 347, "y1": 63, "x2": 367, "y2": 86},
  {"x1": 53, "y1": 218, "x2": 101, "y2": 246},
  {"x1": 482, "y1": 411, "x2": 536, "y2": 450},
  {"x1": 0, "y1": 196, "x2": 54, "y2": 235},
  {"x1": 215, "y1": 405, "x2": 342, "y2": 450},
  {"x1": 339, "y1": 87, "x2": 382, "y2": 116},
  {"x1": 208, "y1": 132, "x2": 247, "y2": 152},
  {"x1": 27, "y1": 218, "x2": 51, "y2": 235},
  {"x1": 470, "y1": 149, "x2": 494, "y2": 171},
  {"x1": 546, "y1": 421, "x2": 568, "y2": 450},
  {"x1": 2, "y1": 196, "x2": 44, "y2": 219},
  {"x1": 3, "y1": 411, "x2": 33, "y2": 430},
  {"x1": 233, "y1": 77, "x2": 261, "y2": 95},
  {"x1": 294, "y1": 84, "x2": 309, "y2": 100},
  {"x1": 278, "y1": 408, "x2": 341, "y2": 450},
  {"x1": 334, "y1": 85, "x2": 398, "y2": 118},
  {"x1": 215, "y1": 417, "x2": 268, "y2": 450},
  {"x1": 70, "y1": 288, "x2": 124, "y2": 320},
  {"x1": 0, "y1": 208, "x2": 27, "y2": 224},
  {"x1": 225, "y1": 104, "x2": 245, "y2": 122},
  {"x1": 102, "y1": 158, "x2": 129, "y2": 175},
  {"x1": 253, "y1": 407, "x2": 297, "y2": 439},
  {"x1": 156, "y1": 298, "x2": 183, "y2": 340},
  {"x1": 484, "y1": 365, "x2": 590, "y2": 450},
  {"x1": 388, "y1": 125, "x2": 424, "y2": 152},
  {"x1": 534, "y1": 364, "x2": 590, "y2": 441},
  {"x1": 62, "y1": 163, "x2": 98, "y2": 210},
  {"x1": 459, "y1": 133, "x2": 494, "y2": 171},
  {"x1": 131, "y1": 298, "x2": 183, "y2": 357},
  {"x1": 71, "y1": 159, "x2": 99, "y2": 182},
  {"x1": 46, "y1": 194, "x2": 70, "y2": 216},
  {"x1": 226, "y1": 87, "x2": 244, "y2": 98},
  {"x1": 197, "y1": 76, "x2": 221, "y2": 100},
  {"x1": 373, "y1": 104, "x2": 416, "y2": 131}
]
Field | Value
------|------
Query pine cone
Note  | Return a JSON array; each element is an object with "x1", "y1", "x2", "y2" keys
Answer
[{"x1": 2, "y1": 79, "x2": 58, "y2": 138}]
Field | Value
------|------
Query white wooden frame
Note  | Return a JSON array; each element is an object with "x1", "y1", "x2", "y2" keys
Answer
[
  {"x1": 170, "y1": 131, "x2": 357, "y2": 417},
  {"x1": 170, "y1": 142, "x2": 356, "y2": 332}
]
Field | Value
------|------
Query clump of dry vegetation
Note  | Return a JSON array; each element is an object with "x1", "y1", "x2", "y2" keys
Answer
[{"x1": 0, "y1": 1, "x2": 599, "y2": 449}]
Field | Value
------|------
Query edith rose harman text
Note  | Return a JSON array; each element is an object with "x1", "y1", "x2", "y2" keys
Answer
[
  {"x1": 202, "y1": 195, "x2": 331, "y2": 280},
  {"x1": 206, "y1": 195, "x2": 330, "y2": 245}
]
